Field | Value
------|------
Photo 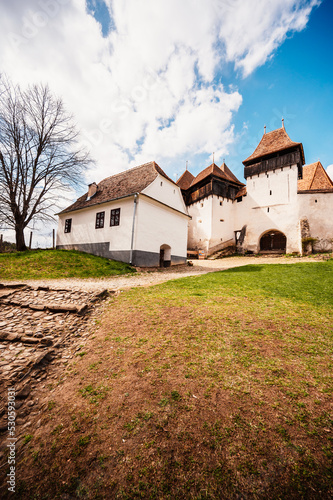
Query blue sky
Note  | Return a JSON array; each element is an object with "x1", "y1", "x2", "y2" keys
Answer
[
  {"x1": 1, "y1": 0, "x2": 332, "y2": 244},
  {"x1": 226, "y1": 0, "x2": 333, "y2": 182},
  {"x1": 83, "y1": 0, "x2": 333, "y2": 183}
]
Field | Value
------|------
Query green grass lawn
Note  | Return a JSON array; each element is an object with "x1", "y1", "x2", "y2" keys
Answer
[
  {"x1": 8, "y1": 262, "x2": 333, "y2": 499},
  {"x1": 0, "y1": 249, "x2": 135, "y2": 279}
]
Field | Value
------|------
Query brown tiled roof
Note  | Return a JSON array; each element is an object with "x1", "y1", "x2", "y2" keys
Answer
[
  {"x1": 220, "y1": 162, "x2": 243, "y2": 184},
  {"x1": 176, "y1": 169, "x2": 195, "y2": 190},
  {"x1": 190, "y1": 163, "x2": 244, "y2": 188},
  {"x1": 298, "y1": 161, "x2": 333, "y2": 192},
  {"x1": 243, "y1": 127, "x2": 305, "y2": 165},
  {"x1": 235, "y1": 186, "x2": 247, "y2": 198},
  {"x1": 59, "y1": 161, "x2": 174, "y2": 214}
]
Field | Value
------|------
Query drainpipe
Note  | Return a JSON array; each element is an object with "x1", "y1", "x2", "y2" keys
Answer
[{"x1": 129, "y1": 193, "x2": 138, "y2": 265}]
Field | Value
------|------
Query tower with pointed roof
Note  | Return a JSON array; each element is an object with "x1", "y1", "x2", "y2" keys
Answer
[
  {"x1": 243, "y1": 125, "x2": 305, "y2": 179},
  {"x1": 237, "y1": 125, "x2": 306, "y2": 253}
]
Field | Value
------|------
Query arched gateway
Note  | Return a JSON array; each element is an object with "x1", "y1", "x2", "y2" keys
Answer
[
  {"x1": 259, "y1": 230, "x2": 287, "y2": 253},
  {"x1": 159, "y1": 244, "x2": 171, "y2": 267}
]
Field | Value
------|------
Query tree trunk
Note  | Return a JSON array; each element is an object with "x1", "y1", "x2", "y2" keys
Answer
[{"x1": 15, "y1": 224, "x2": 27, "y2": 251}]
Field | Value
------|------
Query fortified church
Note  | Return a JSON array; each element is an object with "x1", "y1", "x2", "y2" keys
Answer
[
  {"x1": 57, "y1": 124, "x2": 333, "y2": 266},
  {"x1": 177, "y1": 124, "x2": 333, "y2": 256}
]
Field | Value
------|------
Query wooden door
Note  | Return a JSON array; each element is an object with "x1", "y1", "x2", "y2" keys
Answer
[{"x1": 159, "y1": 248, "x2": 164, "y2": 267}]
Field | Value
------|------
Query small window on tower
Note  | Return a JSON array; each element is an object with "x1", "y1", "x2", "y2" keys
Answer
[
  {"x1": 270, "y1": 190, "x2": 272, "y2": 195},
  {"x1": 220, "y1": 201, "x2": 223, "y2": 206}
]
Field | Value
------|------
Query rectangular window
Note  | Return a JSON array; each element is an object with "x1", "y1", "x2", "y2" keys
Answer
[
  {"x1": 64, "y1": 218, "x2": 72, "y2": 233},
  {"x1": 110, "y1": 208, "x2": 121, "y2": 227},
  {"x1": 95, "y1": 211, "x2": 105, "y2": 229}
]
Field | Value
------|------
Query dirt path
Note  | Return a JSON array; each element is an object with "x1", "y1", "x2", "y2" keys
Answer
[{"x1": 1, "y1": 255, "x2": 322, "y2": 292}]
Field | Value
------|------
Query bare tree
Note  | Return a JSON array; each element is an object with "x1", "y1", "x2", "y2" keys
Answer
[{"x1": 0, "y1": 76, "x2": 91, "y2": 251}]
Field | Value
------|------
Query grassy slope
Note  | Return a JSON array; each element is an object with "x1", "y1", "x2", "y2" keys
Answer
[
  {"x1": 0, "y1": 249, "x2": 135, "y2": 279},
  {"x1": 8, "y1": 262, "x2": 333, "y2": 499}
]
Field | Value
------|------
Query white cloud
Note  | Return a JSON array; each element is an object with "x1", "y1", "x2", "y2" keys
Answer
[
  {"x1": 326, "y1": 164, "x2": 333, "y2": 181},
  {"x1": 0, "y1": 0, "x2": 319, "y2": 192},
  {"x1": 220, "y1": 0, "x2": 321, "y2": 77}
]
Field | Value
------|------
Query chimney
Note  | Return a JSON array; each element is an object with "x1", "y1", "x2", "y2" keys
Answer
[{"x1": 87, "y1": 182, "x2": 98, "y2": 199}]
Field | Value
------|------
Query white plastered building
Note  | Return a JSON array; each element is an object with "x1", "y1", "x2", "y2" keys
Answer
[{"x1": 56, "y1": 162, "x2": 189, "y2": 267}]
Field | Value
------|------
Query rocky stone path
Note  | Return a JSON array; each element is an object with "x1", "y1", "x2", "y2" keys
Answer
[{"x1": 0, "y1": 284, "x2": 113, "y2": 447}]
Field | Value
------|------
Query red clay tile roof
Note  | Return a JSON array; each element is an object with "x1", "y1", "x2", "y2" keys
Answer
[
  {"x1": 176, "y1": 169, "x2": 195, "y2": 190},
  {"x1": 298, "y1": 161, "x2": 333, "y2": 192},
  {"x1": 59, "y1": 161, "x2": 174, "y2": 214},
  {"x1": 243, "y1": 127, "x2": 305, "y2": 165},
  {"x1": 190, "y1": 163, "x2": 244, "y2": 188}
]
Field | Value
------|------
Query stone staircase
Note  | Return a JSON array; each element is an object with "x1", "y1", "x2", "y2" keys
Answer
[{"x1": 207, "y1": 239, "x2": 235, "y2": 259}]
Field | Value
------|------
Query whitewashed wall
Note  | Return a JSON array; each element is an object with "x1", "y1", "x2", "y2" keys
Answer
[
  {"x1": 235, "y1": 165, "x2": 302, "y2": 253},
  {"x1": 57, "y1": 197, "x2": 134, "y2": 251},
  {"x1": 187, "y1": 197, "x2": 213, "y2": 252},
  {"x1": 142, "y1": 174, "x2": 187, "y2": 213},
  {"x1": 188, "y1": 195, "x2": 239, "y2": 252},
  {"x1": 135, "y1": 195, "x2": 188, "y2": 259},
  {"x1": 211, "y1": 196, "x2": 236, "y2": 248},
  {"x1": 298, "y1": 192, "x2": 333, "y2": 252}
]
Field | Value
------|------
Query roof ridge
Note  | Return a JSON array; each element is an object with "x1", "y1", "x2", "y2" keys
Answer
[
  {"x1": 313, "y1": 161, "x2": 333, "y2": 188},
  {"x1": 100, "y1": 161, "x2": 156, "y2": 183},
  {"x1": 322, "y1": 163, "x2": 333, "y2": 186},
  {"x1": 220, "y1": 162, "x2": 243, "y2": 184},
  {"x1": 178, "y1": 169, "x2": 194, "y2": 179},
  {"x1": 309, "y1": 161, "x2": 320, "y2": 189}
]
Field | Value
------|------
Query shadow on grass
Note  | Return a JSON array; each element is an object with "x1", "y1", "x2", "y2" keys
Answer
[{"x1": 223, "y1": 265, "x2": 263, "y2": 273}]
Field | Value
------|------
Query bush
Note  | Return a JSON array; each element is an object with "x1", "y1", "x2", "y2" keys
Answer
[
  {"x1": 0, "y1": 240, "x2": 16, "y2": 253},
  {"x1": 302, "y1": 237, "x2": 318, "y2": 254}
]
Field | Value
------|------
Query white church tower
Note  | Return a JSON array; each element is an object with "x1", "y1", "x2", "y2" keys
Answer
[{"x1": 237, "y1": 122, "x2": 305, "y2": 253}]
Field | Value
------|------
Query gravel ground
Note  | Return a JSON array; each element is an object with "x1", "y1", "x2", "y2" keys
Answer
[{"x1": 0, "y1": 255, "x2": 322, "y2": 292}]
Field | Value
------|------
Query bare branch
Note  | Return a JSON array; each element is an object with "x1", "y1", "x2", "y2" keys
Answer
[{"x1": 0, "y1": 75, "x2": 93, "y2": 250}]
